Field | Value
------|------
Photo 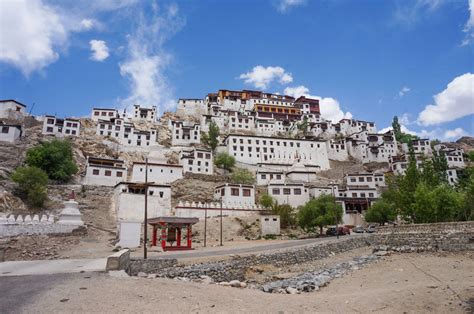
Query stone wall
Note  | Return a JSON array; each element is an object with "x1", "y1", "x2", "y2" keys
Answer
[
  {"x1": 373, "y1": 221, "x2": 474, "y2": 252},
  {"x1": 375, "y1": 221, "x2": 473, "y2": 234},
  {"x1": 131, "y1": 222, "x2": 474, "y2": 281},
  {"x1": 128, "y1": 258, "x2": 178, "y2": 276},
  {"x1": 154, "y1": 237, "x2": 372, "y2": 282}
]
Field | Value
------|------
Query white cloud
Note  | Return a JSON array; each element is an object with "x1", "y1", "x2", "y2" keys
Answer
[
  {"x1": 0, "y1": 0, "x2": 67, "y2": 76},
  {"x1": 89, "y1": 40, "x2": 109, "y2": 61},
  {"x1": 443, "y1": 127, "x2": 467, "y2": 139},
  {"x1": 399, "y1": 113, "x2": 412, "y2": 125},
  {"x1": 277, "y1": 0, "x2": 306, "y2": 13},
  {"x1": 393, "y1": 0, "x2": 446, "y2": 26},
  {"x1": 0, "y1": 0, "x2": 137, "y2": 76},
  {"x1": 119, "y1": 3, "x2": 185, "y2": 113},
  {"x1": 399, "y1": 86, "x2": 411, "y2": 97},
  {"x1": 80, "y1": 19, "x2": 94, "y2": 30},
  {"x1": 462, "y1": 0, "x2": 474, "y2": 45},
  {"x1": 239, "y1": 66, "x2": 293, "y2": 89},
  {"x1": 379, "y1": 124, "x2": 469, "y2": 141},
  {"x1": 379, "y1": 124, "x2": 419, "y2": 136},
  {"x1": 284, "y1": 85, "x2": 353, "y2": 122},
  {"x1": 417, "y1": 73, "x2": 474, "y2": 125}
]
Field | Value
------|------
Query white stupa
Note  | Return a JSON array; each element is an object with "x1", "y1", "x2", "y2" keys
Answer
[{"x1": 58, "y1": 190, "x2": 84, "y2": 226}]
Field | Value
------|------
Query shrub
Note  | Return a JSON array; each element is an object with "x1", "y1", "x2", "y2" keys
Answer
[
  {"x1": 298, "y1": 195, "x2": 343, "y2": 235},
  {"x1": 230, "y1": 168, "x2": 255, "y2": 185},
  {"x1": 214, "y1": 152, "x2": 235, "y2": 172},
  {"x1": 25, "y1": 139, "x2": 78, "y2": 182},
  {"x1": 201, "y1": 121, "x2": 220, "y2": 152},
  {"x1": 274, "y1": 204, "x2": 296, "y2": 229},
  {"x1": 11, "y1": 166, "x2": 48, "y2": 207},
  {"x1": 364, "y1": 200, "x2": 396, "y2": 225}
]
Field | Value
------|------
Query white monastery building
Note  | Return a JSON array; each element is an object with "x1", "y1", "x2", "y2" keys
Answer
[
  {"x1": 132, "y1": 105, "x2": 157, "y2": 122},
  {"x1": 91, "y1": 108, "x2": 119, "y2": 121},
  {"x1": 0, "y1": 99, "x2": 27, "y2": 120},
  {"x1": 223, "y1": 134, "x2": 330, "y2": 170},
  {"x1": 114, "y1": 182, "x2": 172, "y2": 248},
  {"x1": 83, "y1": 157, "x2": 127, "y2": 186},
  {"x1": 0, "y1": 123, "x2": 22, "y2": 143},
  {"x1": 42, "y1": 115, "x2": 81, "y2": 137},
  {"x1": 179, "y1": 148, "x2": 214, "y2": 175},
  {"x1": 214, "y1": 184, "x2": 255, "y2": 207},
  {"x1": 130, "y1": 161, "x2": 183, "y2": 184},
  {"x1": 170, "y1": 120, "x2": 201, "y2": 146}
]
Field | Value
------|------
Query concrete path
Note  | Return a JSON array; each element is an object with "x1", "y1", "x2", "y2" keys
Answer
[
  {"x1": 0, "y1": 258, "x2": 107, "y2": 276},
  {"x1": 152, "y1": 235, "x2": 355, "y2": 260}
]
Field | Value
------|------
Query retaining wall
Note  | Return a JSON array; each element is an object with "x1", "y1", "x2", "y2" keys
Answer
[
  {"x1": 154, "y1": 237, "x2": 372, "y2": 282},
  {"x1": 128, "y1": 258, "x2": 178, "y2": 276},
  {"x1": 132, "y1": 222, "x2": 474, "y2": 281},
  {"x1": 373, "y1": 221, "x2": 474, "y2": 252}
]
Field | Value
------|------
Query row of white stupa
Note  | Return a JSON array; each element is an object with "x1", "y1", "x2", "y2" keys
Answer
[
  {"x1": 0, "y1": 214, "x2": 55, "y2": 224},
  {"x1": 176, "y1": 201, "x2": 266, "y2": 210}
]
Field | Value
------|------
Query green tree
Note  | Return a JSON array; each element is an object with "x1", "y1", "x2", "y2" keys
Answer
[
  {"x1": 297, "y1": 116, "x2": 309, "y2": 137},
  {"x1": 25, "y1": 139, "x2": 78, "y2": 182},
  {"x1": 11, "y1": 166, "x2": 48, "y2": 207},
  {"x1": 230, "y1": 168, "x2": 255, "y2": 185},
  {"x1": 392, "y1": 116, "x2": 402, "y2": 141},
  {"x1": 274, "y1": 204, "x2": 296, "y2": 229},
  {"x1": 391, "y1": 116, "x2": 418, "y2": 144},
  {"x1": 298, "y1": 195, "x2": 343, "y2": 235},
  {"x1": 259, "y1": 193, "x2": 275, "y2": 209},
  {"x1": 412, "y1": 183, "x2": 462, "y2": 223},
  {"x1": 364, "y1": 200, "x2": 396, "y2": 226},
  {"x1": 468, "y1": 151, "x2": 474, "y2": 162},
  {"x1": 201, "y1": 121, "x2": 220, "y2": 152},
  {"x1": 432, "y1": 150, "x2": 448, "y2": 184},
  {"x1": 458, "y1": 174, "x2": 474, "y2": 221},
  {"x1": 214, "y1": 152, "x2": 235, "y2": 173}
]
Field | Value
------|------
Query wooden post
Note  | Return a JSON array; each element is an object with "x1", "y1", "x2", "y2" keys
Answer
[
  {"x1": 152, "y1": 226, "x2": 157, "y2": 247},
  {"x1": 161, "y1": 223, "x2": 167, "y2": 250},
  {"x1": 187, "y1": 225, "x2": 192, "y2": 248},
  {"x1": 177, "y1": 227, "x2": 182, "y2": 247}
]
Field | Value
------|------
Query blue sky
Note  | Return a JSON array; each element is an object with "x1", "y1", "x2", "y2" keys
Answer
[{"x1": 0, "y1": 0, "x2": 473, "y2": 141}]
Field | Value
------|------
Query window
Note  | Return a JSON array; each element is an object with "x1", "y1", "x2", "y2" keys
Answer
[
  {"x1": 105, "y1": 170, "x2": 112, "y2": 176},
  {"x1": 350, "y1": 178, "x2": 356, "y2": 182},
  {"x1": 369, "y1": 193, "x2": 374, "y2": 198},
  {"x1": 367, "y1": 177, "x2": 372, "y2": 182},
  {"x1": 359, "y1": 177, "x2": 364, "y2": 182},
  {"x1": 352, "y1": 193, "x2": 357, "y2": 197},
  {"x1": 92, "y1": 169, "x2": 99, "y2": 175},
  {"x1": 117, "y1": 172, "x2": 123, "y2": 177},
  {"x1": 1, "y1": 126, "x2": 9, "y2": 133},
  {"x1": 261, "y1": 174, "x2": 266, "y2": 179},
  {"x1": 220, "y1": 189, "x2": 225, "y2": 196},
  {"x1": 360, "y1": 193, "x2": 366, "y2": 198},
  {"x1": 243, "y1": 189, "x2": 251, "y2": 197},
  {"x1": 283, "y1": 188, "x2": 291, "y2": 195},
  {"x1": 294, "y1": 188, "x2": 302, "y2": 195},
  {"x1": 231, "y1": 188, "x2": 239, "y2": 196},
  {"x1": 272, "y1": 188, "x2": 280, "y2": 195}
]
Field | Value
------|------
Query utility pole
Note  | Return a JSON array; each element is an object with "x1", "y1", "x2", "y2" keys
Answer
[
  {"x1": 220, "y1": 196, "x2": 223, "y2": 246},
  {"x1": 143, "y1": 158, "x2": 149, "y2": 259},
  {"x1": 331, "y1": 182, "x2": 339, "y2": 240},
  {"x1": 204, "y1": 207, "x2": 207, "y2": 247}
]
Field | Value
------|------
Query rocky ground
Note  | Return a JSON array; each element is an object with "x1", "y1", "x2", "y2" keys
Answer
[{"x1": 7, "y1": 252, "x2": 473, "y2": 313}]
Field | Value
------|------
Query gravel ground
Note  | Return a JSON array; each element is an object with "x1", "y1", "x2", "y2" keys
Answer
[{"x1": 7, "y1": 252, "x2": 473, "y2": 313}]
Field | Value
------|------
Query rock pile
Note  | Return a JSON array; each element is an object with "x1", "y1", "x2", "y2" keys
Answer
[{"x1": 261, "y1": 255, "x2": 380, "y2": 294}]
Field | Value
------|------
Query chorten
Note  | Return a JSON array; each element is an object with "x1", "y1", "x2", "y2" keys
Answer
[{"x1": 58, "y1": 190, "x2": 84, "y2": 226}]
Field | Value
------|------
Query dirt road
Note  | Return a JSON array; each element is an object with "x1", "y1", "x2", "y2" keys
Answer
[{"x1": 3, "y1": 252, "x2": 472, "y2": 313}]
